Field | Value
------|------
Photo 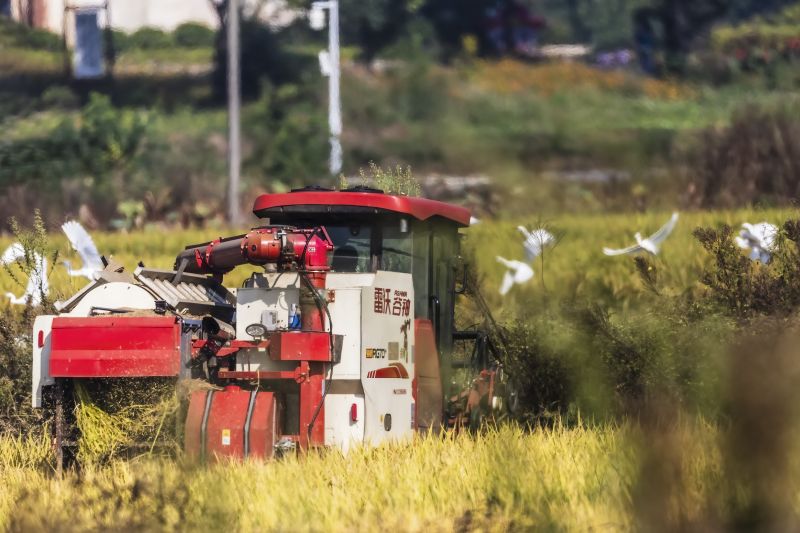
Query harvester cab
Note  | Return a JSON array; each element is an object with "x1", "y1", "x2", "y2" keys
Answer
[{"x1": 32, "y1": 188, "x2": 496, "y2": 465}]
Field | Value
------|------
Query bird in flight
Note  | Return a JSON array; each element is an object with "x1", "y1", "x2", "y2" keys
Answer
[
  {"x1": 1, "y1": 243, "x2": 48, "y2": 306},
  {"x1": 735, "y1": 222, "x2": 778, "y2": 263},
  {"x1": 61, "y1": 221, "x2": 104, "y2": 281},
  {"x1": 496, "y1": 256, "x2": 534, "y2": 295},
  {"x1": 517, "y1": 226, "x2": 555, "y2": 262},
  {"x1": 603, "y1": 212, "x2": 679, "y2": 256}
]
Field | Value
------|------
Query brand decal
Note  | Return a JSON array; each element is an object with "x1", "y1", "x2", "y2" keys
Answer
[
  {"x1": 365, "y1": 348, "x2": 387, "y2": 359},
  {"x1": 393, "y1": 388, "x2": 407, "y2": 395},
  {"x1": 373, "y1": 288, "x2": 411, "y2": 317}
]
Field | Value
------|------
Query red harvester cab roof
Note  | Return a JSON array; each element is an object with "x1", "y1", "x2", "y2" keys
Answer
[{"x1": 252, "y1": 189, "x2": 471, "y2": 227}]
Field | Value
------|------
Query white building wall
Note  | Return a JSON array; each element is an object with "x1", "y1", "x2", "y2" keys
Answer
[{"x1": 22, "y1": 0, "x2": 297, "y2": 35}]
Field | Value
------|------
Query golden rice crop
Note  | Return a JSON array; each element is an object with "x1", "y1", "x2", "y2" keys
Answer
[
  {"x1": 0, "y1": 424, "x2": 638, "y2": 531},
  {"x1": 2, "y1": 420, "x2": 788, "y2": 532},
  {"x1": 467, "y1": 207, "x2": 800, "y2": 317},
  {"x1": 472, "y1": 60, "x2": 693, "y2": 100},
  {"x1": 1, "y1": 208, "x2": 795, "y2": 312},
  {"x1": 71, "y1": 379, "x2": 219, "y2": 463}
]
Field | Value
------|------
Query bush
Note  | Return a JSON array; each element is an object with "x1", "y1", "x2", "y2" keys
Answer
[
  {"x1": 498, "y1": 318, "x2": 577, "y2": 419},
  {"x1": 212, "y1": 19, "x2": 301, "y2": 101},
  {"x1": 0, "y1": 213, "x2": 55, "y2": 433},
  {"x1": 243, "y1": 84, "x2": 328, "y2": 184},
  {"x1": 110, "y1": 29, "x2": 131, "y2": 53},
  {"x1": 40, "y1": 86, "x2": 79, "y2": 109},
  {"x1": 0, "y1": 18, "x2": 62, "y2": 51},
  {"x1": 496, "y1": 300, "x2": 730, "y2": 421},
  {"x1": 693, "y1": 220, "x2": 800, "y2": 318},
  {"x1": 127, "y1": 27, "x2": 172, "y2": 50},
  {"x1": 0, "y1": 93, "x2": 148, "y2": 189},
  {"x1": 684, "y1": 105, "x2": 800, "y2": 208},
  {"x1": 173, "y1": 22, "x2": 214, "y2": 48}
]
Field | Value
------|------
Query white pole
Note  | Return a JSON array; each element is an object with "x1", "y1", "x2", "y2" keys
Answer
[
  {"x1": 227, "y1": 0, "x2": 242, "y2": 225},
  {"x1": 328, "y1": 1, "x2": 342, "y2": 176}
]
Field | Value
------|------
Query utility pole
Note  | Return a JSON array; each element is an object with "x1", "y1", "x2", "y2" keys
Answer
[
  {"x1": 227, "y1": 0, "x2": 242, "y2": 225},
  {"x1": 310, "y1": 1, "x2": 342, "y2": 176}
]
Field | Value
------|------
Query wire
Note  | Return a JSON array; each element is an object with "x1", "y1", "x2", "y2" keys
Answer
[
  {"x1": 294, "y1": 226, "x2": 336, "y2": 443},
  {"x1": 299, "y1": 269, "x2": 335, "y2": 443}
]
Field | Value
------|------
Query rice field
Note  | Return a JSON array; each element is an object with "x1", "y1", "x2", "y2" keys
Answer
[
  {"x1": 2, "y1": 208, "x2": 800, "y2": 531},
  {"x1": 1, "y1": 207, "x2": 796, "y2": 310},
  {"x1": 0, "y1": 422, "x2": 757, "y2": 532}
]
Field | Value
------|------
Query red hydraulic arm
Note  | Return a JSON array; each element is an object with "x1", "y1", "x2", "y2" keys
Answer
[{"x1": 175, "y1": 226, "x2": 333, "y2": 277}]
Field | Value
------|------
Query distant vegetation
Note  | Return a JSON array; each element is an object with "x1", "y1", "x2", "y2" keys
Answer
[{"x1": 3, "y1": 2, "x2": 800, "y2": 228}]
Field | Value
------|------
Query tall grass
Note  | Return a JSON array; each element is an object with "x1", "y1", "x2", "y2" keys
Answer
[
  {"x1": 1, "y1": 208, "x2": 794, "y2": 310},
  {"x1": 2, "y1": 420, "x2": 791, "y2": 531},
  {"x1": 0, "y1": 424, "x2": 660, "y2": 531},
  {"x1": 467, "y1": 207, "x2": 799, "y2": 315}
]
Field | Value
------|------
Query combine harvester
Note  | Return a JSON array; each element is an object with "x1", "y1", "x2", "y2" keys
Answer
[{"x1": 32, "y1": 188, "x2": 505, "y2": 466}]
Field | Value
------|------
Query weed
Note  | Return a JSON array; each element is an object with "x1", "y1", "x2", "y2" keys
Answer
[{"x1": 358, "y1": 161, "x2": 421, "y2": 196}]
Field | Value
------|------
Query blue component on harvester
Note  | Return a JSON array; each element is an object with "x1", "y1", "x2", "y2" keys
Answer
[{"x1": 289, "y1": 313, "x2": 301, "y2": 330}]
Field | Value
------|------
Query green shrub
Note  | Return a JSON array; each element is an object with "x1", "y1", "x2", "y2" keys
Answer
[
  {"x1": 0, "y1": 93, "x2": 147, "y2": 189},
  {"x1": 0, "y1": 18, "x2": 62, "y2": 51},
  {"x1": 497, "y1": 317, "x2": 578, "y2": 419},
  {"x1": 127, "y1": 27, "x2": 172, "y2": 50},
  {"x1": 684, "y1": 105, "x2": 800, "y2": 208},
  {"x1": 173, "y1": 22, "x2": 214, "y2": 48},
  {"x1": 212, "y1": 19, "x2": 301, "y2": 101},
  {"x1": 40, "y1": 86, "x2": 79, "y2": 109},
  {"x1": 0, "y1": 212, "x2": 56, "y2": 433},
  {"x1": 243, "y1": 84, "x2": 328, "y2": 184},
  {"x1": 693, "y1": 220, "x2": 800, "y2": 318},
  {"x1": 110, "y1": 29, "x2": 131, "y2": 52}
]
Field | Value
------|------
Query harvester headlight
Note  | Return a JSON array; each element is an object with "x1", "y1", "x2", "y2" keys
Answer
[{"x1": 246, "y1": 323, "x2": 268, "y2": 339}]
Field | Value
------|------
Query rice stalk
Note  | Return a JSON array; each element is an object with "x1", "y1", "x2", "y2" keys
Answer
[{"x1": 73, "y1": 382, "x2": 134, "y2": 462}]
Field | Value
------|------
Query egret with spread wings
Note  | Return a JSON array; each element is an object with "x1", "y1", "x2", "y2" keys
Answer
[
  {"x1": 735, "y1": 222, "x2": 778, "y2": 263},
  {"x1": 1, "y1": 243, "x2": 48, "y2": 306},
  {"x1": 61, "y1": 221, "x2": 104, "y2": 280},
  {"x1": 603, "y1": 212, "x2": 679, "y2": 256},
  {"x1": 496, "y1": 256, "x2": 534, "y2": 295},
  {"x1": 517, "y1": 226, "x2": 555, "y2": 262}
]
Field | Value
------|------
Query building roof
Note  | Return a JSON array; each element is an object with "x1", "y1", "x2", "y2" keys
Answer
[{"x1": 252, "y1": 190, "x2": 471, "y2": 226}]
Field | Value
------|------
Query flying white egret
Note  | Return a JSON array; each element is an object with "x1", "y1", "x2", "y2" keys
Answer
[
  {"x1": 603, "y1": 212, "x2": 679, "y2": 256},
  {"x1": 1, "y1": 243, "x2": 48, "y2": 306},
  {"x1": 496, "y1": 256, "x2": 534, "y2": 295},
  {"x1": 735, "y1": 222, "x2": 778, "y2": 263},
  {"x1": 517, "y1": 226, "x2": 555, "y2": 262},
  {"x1": 61, "y1": 220, "x2": 103, "y2": 280},
  {"x1": 1, "y1": 243, "x2": 24, "y2": 265}
]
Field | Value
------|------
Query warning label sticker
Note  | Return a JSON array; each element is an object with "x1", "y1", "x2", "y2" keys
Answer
[{"x1": 222, "y1": 429, "x2": 231, "y2": 446}]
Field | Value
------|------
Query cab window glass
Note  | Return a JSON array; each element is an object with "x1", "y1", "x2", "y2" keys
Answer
[
  {"x1": 327, "y1": 225, "x2": 371, "y2": 272},
  {"x1": 380, "y1": 221, "x2": 413, "y2": 273}
]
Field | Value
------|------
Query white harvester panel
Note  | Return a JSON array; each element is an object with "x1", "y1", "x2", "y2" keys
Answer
[
  {"x1": 62, "y1": 282, "x2": 157, "y2": 317},
  {"x1": 31, "y1": 315, "x2": 56, "y2": 408},
  {"x1": 324, "y1": 393, "x2": 365, "y2": 453},
  {"x1": 236, "y1": 285, "x2": 299, "y2": 341},
  {"x1": 234, "y1": 275, "x2": 299, "y2": 372},
  {"x1": 328, "y1": 287, "x2": 363, "y2": 379},
  {"x1": 320, "y1": 273, "x2": 374, "y2": 449},
  {"x1": 361, "y1": 271, "x2": 415, "y2": 444}
]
